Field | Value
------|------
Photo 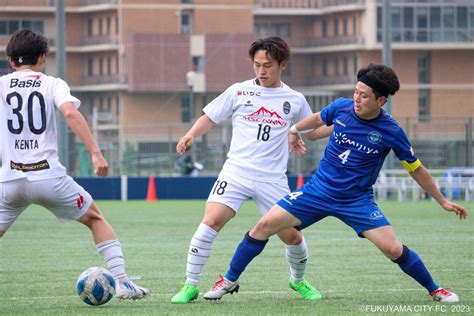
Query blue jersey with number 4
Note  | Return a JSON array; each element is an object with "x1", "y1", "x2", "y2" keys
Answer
[{"x1": 311, "y1": 98, "x2": 420, "y2": 203}]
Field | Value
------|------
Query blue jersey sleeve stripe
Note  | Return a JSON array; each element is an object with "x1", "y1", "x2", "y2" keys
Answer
[{"x1": 401, "y1": 159, "x2": 421, "y2": 172}]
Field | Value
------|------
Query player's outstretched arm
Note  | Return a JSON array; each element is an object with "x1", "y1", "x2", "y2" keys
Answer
[
  {"x1": 409, "y1": 165, "x2": 468, "y2": 219},
  {"x1": 60, "y1": 102, "x2": 109, "y2": 176},
  {"x1": 305, "y1": 125, "x2": 333, "y2": 141},
  {"x1": 176, "y1": 114, "x2": 215, "y2": 155},
  {"x1": 292, "y1": 112, "x2": 325, "y2": 134}
]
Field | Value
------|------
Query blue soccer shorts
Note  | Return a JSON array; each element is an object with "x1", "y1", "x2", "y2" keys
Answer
[{"x1": 276, "y1": 184, "x2": 390, "y2": 237}]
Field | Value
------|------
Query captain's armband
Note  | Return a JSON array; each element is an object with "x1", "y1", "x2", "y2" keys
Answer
[{"x1": 401, "y1": 159, "x2": 421, "y2": 172}]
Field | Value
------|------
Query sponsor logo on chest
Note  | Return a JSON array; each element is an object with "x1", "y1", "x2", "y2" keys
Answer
[{"x1": 243, "y1": 106, "x2": 287, "y2": 127}]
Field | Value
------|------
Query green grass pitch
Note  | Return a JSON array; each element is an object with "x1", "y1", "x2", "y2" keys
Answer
[{"x1": 1, "y1": 200, "x2": 472, "y2": 315}]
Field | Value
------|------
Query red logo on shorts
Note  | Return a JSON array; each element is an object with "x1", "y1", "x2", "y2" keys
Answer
[{"x1": 76, "y1": 193, "x2": 85, "y2": 209}]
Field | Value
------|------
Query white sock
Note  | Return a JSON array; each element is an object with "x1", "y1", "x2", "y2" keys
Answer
[
  {"x1": 96, "y1": 239, "x2": 129, "y2": 283},
  {"x1": 186, "y1": 223, "x2": 218, "y2": 286},
  {"x1": 285, "y1": 236, "x2": 308, "y2": 282}
]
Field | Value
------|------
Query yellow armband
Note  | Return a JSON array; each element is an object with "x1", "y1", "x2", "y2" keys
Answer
[{"x1": 401, "y1": 159, "x2": 421, "y2": 172}]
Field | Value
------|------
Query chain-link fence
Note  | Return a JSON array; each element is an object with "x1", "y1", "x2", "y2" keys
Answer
[{"x1": 66, "y1": 116, "x2": 473, "y2": 177}]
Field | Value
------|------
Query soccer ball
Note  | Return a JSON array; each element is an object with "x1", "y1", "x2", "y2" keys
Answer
[{"x1": 76, "y1": 267, "x2": 116, "y2": 306}]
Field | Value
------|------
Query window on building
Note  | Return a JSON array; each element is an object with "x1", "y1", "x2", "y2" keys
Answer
[
  {"x1": 418, "y1": 90, "x2": 430, "y2": 122},
  {"x1": 353, "y1": 55, "x2": 358, "y2": 75},
  {"x1": 0, "y1": 21, "x2": 6, "y2": 34},
  {"x1": 343, "y1": 56, "x2": 348, "y2": 76},
  {"x1": 418, "y1": 53, "x2": 430, "y2": 84},
  {"x1": 343, "y1": 17, "x2": 348, "y2": 36},
  {"x1": 322, "y1": 19, "x2": 328, "y2": 38},
  {"x1": 87, "y1": 17, "x2": 93, "y2": 36},
  {"x1": 254, "y1": 22, "x2": 291, "y2": 38},
  {"x1": 98, "y1": 17, "x2": 103, "y2": 36},
  {"x1": 87, "y1": 97, "x2": 94, "y2": 116},
  {"x1": 0, "y1": 19, "x2": 43, "y2": 35},
  {"x1": 333, "y1": 18, "x2": 339, "y2": 36},
  {"x1": 403, "y1": 7, "x2": 414, "y2": 28},
  {"x1": 430, "y1": 7, "x2": 441, "y2": 28},
  {"x1": 99, "y1": 96, "x2": 104, "y2": 112},
  {"x1": 87, "y1": 57, "x2": 93, "y2": 77},
  {"x1": 106, "y1": 16, "x2": 111, "y2": 35},
  {"x1": 416, "y1": 7, "x2": 428, "y2": 42},
  {"x1": 8, "y1": 20, "x2": 20, "y2": 34},
  {"x1": 353, "y1": 15, "x2": 358, "y2": 35},
  {"x1": 0, "y1": 59, "x2": 11, "y2": 75},
  {"x1": 334, "y1": 57, "x2": 339, "y2": 76},
  {"x1": 181, "y1": 95, "x2": 191, "y2": 123},
  {"x1": 107, "y1": 57, "x2": 112, "y2": 75},
  {"x1": 115, "y1": 96, "x2": 120, "y2": 116},
  {"x1": 181, "y1": 11, "x2": 192, "y2": 34},
  {"x1": 322, "y1": 58, "x2": 328, "y2": 77},
  {"x1": 99, "y1": 58, "x2": 103, "y2": 76},
  {"x1": 192, "y1": 56, "x2": 204, "y2": 73}
]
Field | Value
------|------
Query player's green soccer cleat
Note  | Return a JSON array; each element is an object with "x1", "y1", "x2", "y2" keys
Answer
[
  {"x1": 289, "y1": 279, "x2": 322, "y2": 300},
  {"x1": 171, "y1": 283, "x2": 199, "y2": 304}
]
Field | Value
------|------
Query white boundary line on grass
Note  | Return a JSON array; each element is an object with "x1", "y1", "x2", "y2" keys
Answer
[{"x1": 2, "y1": 288, "x2": 473, "y2": 301}]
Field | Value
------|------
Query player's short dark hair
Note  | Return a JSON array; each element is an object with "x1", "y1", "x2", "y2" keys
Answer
[
  {"x1": 248, "y1": 36, "x2": 291, "y2": 65},
  {"x1": 6, "y1": 29, "x2": 49, "y2": 67},
  {"x1": 357, "y1": 63, "x2": 400, "y2": 98}
]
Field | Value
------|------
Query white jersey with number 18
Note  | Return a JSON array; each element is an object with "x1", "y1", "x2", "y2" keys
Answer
[
  {"x1": 0, "y1": 69, "x2": 80, "y2": 182},
  {"x1": 204, "y1": 79, "x2": 312, "y2": 183}
]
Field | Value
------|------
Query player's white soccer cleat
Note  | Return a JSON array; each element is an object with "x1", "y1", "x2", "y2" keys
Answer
[
  {"x1": 203, "y1": 275, "x2": 240, "y2": 300},
  {"x1": 430, "y1": 288, "x2": 459, "y2": 303},
  {"x1": 115, "y1": 280, "x2": 150, "y2": 300}
]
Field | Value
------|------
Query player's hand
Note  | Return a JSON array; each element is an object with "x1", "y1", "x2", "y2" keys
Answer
[
  {"x1": 441, "y1": 200, "x2": 468, "y2": 220},
  {"x1": 176, "y1": 135, "x2": 194, "y2": 155},
  {"x1": 289, "y1": 132, "x2": 306, "y2": 158},
  {"x1": 92, "y1": 152, "x2": 109, "y2": 176}
]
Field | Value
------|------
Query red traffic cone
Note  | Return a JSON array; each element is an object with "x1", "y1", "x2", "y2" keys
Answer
[
  {"x1": 146, "y1": 176, "x2": 158, "y2": 201},
  {"x1": 296, "y1": 174, "x2": 304, "y2": 189}
]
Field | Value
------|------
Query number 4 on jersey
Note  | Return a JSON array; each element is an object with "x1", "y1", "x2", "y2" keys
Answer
[
  {"x1": 288, "y1": 191, "x2": 303, "y2": 200},
  {"x1": 338, "y1": 149, "x2": 351, "y2": 164}
]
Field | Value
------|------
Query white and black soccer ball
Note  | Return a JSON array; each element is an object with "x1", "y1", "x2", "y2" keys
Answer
[{"x1": 76, "y1": 267, "x2": 116, "y2": 306}]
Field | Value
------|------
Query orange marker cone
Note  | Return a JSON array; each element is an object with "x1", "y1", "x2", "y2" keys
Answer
[
  {"x1": 146, "y1": 176, "x2": 158, "y2": 201},
  {"x1": 296, "y1": 174, "x2": 304, "y2": 189}
]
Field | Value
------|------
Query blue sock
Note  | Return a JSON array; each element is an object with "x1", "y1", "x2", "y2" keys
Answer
[
  {"x1": 225, "y1": 231, "x2": 268, "y2": 282},
  {"x1": 392, "y1": 245, "x2": 439, "y2": 293}
]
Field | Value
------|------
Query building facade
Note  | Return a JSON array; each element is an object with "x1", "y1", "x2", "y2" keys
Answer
[{"x1": 1, "y1": 0, "x2": 473, "y2": 175}]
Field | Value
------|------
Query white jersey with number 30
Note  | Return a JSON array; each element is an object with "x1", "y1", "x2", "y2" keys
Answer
[
  {"x1": 0, "y1": 69, "x2": 80, "y2": 182},
  {"x1": 204, "y1": 79, "x2": 312, "y2": 183}
]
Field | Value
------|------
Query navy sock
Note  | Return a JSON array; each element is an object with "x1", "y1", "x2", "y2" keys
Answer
[
  {"x1": 392, "y1": 245, "x2": 439, "y2": 293},
  {"x1": 225, "y1": 232, "x2": 268, "y2": 282}
]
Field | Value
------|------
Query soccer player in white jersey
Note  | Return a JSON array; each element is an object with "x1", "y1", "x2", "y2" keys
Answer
[
  {"x1": 0, "y1": 29, "x2": 148, "y2": 300},
  {"x1": 171, "y1": 37, "x2": 331, "y2": 303}
]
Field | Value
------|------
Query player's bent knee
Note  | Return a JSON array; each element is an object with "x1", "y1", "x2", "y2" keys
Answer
[
  {"x1": 383, "y1": 241, "x2": 403, "y2": 260},
  {"x1": 77, "y1": 205, "x2": 106, "y2": 228},
  {"x1": 277, "y1": 228, "x2": 302, "y2": 245}
]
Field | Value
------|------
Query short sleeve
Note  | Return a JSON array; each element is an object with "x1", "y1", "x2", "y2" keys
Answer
[
  {"x1": 53, "y1": 78, "x2": 80, "y2": 110},
  {"x1": 392, "y1": 128, "x2": 421, "y2": 172},
  {"x1": 293, "y1": 95, "x2": 313, "y2": 123},
  {"x1": 320, "y1": 98, "x2": 344, "y2": 126},
  {"x1": 203, "y1": 84, "x2": 236, "y2": 124}
]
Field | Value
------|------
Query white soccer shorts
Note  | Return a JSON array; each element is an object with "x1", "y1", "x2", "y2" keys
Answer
[
  {"x1": 0, "y1": 176, "x2": 93, "y2": 232},
  {"x1": 207, "y1": 171, "x2": 290, "y2": 215}
]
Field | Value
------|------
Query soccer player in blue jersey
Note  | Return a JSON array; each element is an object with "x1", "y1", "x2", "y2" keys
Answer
[{"x1": 204, "y1": 63, "x2": 468, "y2": 302}]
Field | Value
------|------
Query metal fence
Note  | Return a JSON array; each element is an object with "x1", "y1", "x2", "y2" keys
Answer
[{"x1": 64, "y1": 116, "x2": 474, "y2": 178}]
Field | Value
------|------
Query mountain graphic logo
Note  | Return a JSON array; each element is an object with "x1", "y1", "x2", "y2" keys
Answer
[
  {"x1": 248, "y1": 107, "x2": 284, "y2": 119},
  {"x1": 243, "y1": 106, "x2": 287, "y2": 127}
]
